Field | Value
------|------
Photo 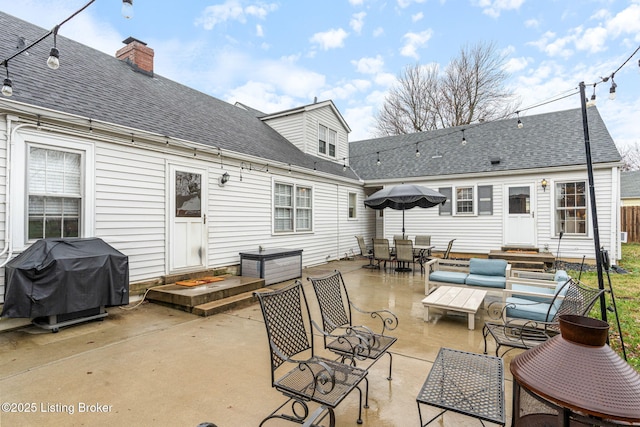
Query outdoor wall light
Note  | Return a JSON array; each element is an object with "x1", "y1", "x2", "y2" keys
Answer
[
  {"x1": 218, "y1": 171, "x2": 230, "y2": 187},
  {"x1": 541, "y1": 178, "x2": 548, "y2": 192}
]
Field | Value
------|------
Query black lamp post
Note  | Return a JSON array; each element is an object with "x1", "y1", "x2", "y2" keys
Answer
[{"x1": 578, "y1": 81, "x2": 608, "y2": 326}]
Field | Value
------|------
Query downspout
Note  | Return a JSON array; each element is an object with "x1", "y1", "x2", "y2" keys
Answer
[
  {"x1": 0, "y1": 118, "x2": 30, "y2": 267},
  {"x1": 0, "y1": 114, "x2": 13, "y2": 265}
]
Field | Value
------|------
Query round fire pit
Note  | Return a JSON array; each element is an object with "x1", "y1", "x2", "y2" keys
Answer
[{"x1": 510, "y1": 315, "x2": 640, "y2": 426}]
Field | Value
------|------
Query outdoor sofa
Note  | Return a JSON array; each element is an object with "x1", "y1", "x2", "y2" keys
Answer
[{"x1": 424, "y1": 258, "x2": 512, "y2": 295}]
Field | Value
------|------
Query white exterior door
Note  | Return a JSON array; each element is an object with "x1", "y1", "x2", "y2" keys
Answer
[
  {"x1": 169, "y1": 165, "x2": 207, "y2": 272},
  {"x1": 504, "y1": 184, "x2": 536, "y2": 246}
]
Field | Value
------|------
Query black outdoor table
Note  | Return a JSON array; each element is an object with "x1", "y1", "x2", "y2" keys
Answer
[{"x1": 416, "y1": 347, "x2": 505, "y2": 426}]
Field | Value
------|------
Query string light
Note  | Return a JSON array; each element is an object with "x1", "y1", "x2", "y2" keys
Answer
[
  {"x1": 516, "y1": 111, "x2": 523, "y2": 129},
  {"x1": 122, "y1": 0, "x2": 134, "y2": 19},
  {"x1": 47, "y1": 26, "x2": 60, "y2": 70},
  {"x1": 461, "y1": 129, "x2": 467, "y2": 145},
  {"x1": 1, "y1": 63, "x2": 12, "y2": 97},
  {"x1": 342, "y1": 158, "x2": 347, "y2": 171},
  {"x1": 89, "y1": 118, "x2": 93, "y2": 133},
  {"x1": 609, "y1": 76, "x2": 617, "y2": 100},
  {"x1": 288, "y1": 164, "x2": 292, "y2": 174},
  {"x1": 586, "y1": 84, "x2": 597, "y2": 107},
  {"x1": 415, "y1": 143, "x2": 421, "y2": 157},
  {"x1": 313, "y1": 161, "x2": 317, "y2": 171},
  {"x1": 376, "y1": 152, "x2": 381, "y2": 166}
]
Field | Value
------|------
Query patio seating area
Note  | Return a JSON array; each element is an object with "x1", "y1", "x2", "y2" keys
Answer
[{"x1": 1, "y1": 258, "x2": 521, "y2": 426}]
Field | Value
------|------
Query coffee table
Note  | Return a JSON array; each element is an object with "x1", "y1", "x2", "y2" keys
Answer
[
  {"x1": 422, "y1": 286, "x2": 487, "y2": 329},
  {"x1": 416, "y1": 347, "x2": 505, "y2": 426}
]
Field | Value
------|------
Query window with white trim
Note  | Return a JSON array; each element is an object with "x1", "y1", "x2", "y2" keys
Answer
[
  {"x1": 348, "y1": 192, "x2": 357, "y2": 219},
  {"x1": 456, "y1": 186, "x2": 474, "y2": 214},
  {"x1": 28, "y1": 146, "x2": 82, "y2": 239},
  {"x1": 555, "y1": 181, "x2": 587, "y2": 235},
  {"x1": 318, "y1": 124, "x2": 337, "y2": 157},
  {"x1": 274, "y1": 182, "x2": 313, "y2": 232}
]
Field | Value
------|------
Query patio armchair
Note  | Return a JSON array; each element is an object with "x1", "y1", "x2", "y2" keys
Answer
[
  {"x1": 482, "y1": 278, "x2": 603, "y2": 357},
  {"x1": 355, "y1": 235, "x2": 374, "y2": 268},
  {"x1": 307, "y1": 270, "x2": 398, "y2": 380},
  {"x1": 372, "y1": 238, "x2": 394, "y2": 271},
  {"x1": 254, "y1": 281, "x2": 369, "y2": 426}
]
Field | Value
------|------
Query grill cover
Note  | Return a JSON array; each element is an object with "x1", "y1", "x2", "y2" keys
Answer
[{"x1": 2, "y1": 238, "x2": 129, "y2": 318}]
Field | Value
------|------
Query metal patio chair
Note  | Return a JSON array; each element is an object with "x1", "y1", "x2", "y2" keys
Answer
[
  {"x1": 372, "y1": 238, "x2": 394, "y2": 271},
  {"x1": 394, "y1": 239, "x2": 416, "y2": 273},
  {"x1": 307, "y1": 270, "x2": 398, "y2": 380},
  {"x1": 354, "y1": 235, "x2": 374, "y2": 268},
  {"x1": 482, "y1": 278, "x2": 604, "y2": 357},
  {"x1": 254, "y1": 281, "x2": 369, "y2": 426}
]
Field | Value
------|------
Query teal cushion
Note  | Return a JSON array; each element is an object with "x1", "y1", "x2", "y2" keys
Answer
[
  {"x1": 429, "y1": 271, "x2": 468, "y2": 285},
  {"x1": 552, "y1": 279, "x2": 571, "y2": 310},
  {"x1": 469, "y1": 258, "x2": 507, "y2": 277},
  {"x1": 510, "y1": 283, "x2": 554, "y2": 303},
  {"x1": 554, "y1": 270, "x2": 569, "y2": 282},
  {"x1": 506, "y1": 297, "x2": 556, "y2": 322},
  {"x1": 465, "y1": 274, "x2": 506, "y2": 289}
]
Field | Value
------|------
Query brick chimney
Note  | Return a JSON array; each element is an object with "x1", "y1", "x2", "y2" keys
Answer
[{"x1": 116, "y1": 37, "x2": 154, "y2": 76}]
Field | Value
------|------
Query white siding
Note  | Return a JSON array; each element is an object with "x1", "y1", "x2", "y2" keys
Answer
[
  {"x1": 378, "y1": 168, "x2": 618, "y2": 261},
  {"x1": 263, "y1": 115, "x2": 306, "y2": 152},
  {"x1": 0, "y1": 117, "x2": 7, "y2": 301}
]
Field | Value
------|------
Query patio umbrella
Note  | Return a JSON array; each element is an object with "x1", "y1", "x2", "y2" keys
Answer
[{"x1": 364, "y1": 184, "x2": 447, "y2": 236}]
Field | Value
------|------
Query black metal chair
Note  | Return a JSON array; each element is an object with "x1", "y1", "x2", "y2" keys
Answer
[
  {"x1": 254, "y1": 281, "x2": 369, "y2": 426},
  {"x1": 483, "y1": 278, "x2": 604, "y2": 357},
  {"x1": 307, "y1": 270, "x2": 398, "y2": 380}
]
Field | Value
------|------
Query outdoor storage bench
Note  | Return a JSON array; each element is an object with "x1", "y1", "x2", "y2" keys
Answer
[{"x1": 425, "y1": 258, "x2": 511, "y2": 295}]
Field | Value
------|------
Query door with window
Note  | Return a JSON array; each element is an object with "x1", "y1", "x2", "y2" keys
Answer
[
  {"x1": 169, "y1": 165, "x2": 207, "y2": 271},
  {"x1": 504, "y1": 184, "x2": 536, "y2": 246}
]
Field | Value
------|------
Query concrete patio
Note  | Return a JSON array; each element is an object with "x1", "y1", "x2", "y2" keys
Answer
[{"x1": 0, "y1": 259, "x2": 515, "y2": 426}]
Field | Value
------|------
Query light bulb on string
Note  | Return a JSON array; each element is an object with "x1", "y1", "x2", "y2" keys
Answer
[
  {"x1": 122, "y1": 0, "x2": 134, "y2": 19},
  {"x1": 376, "y1": 152, "x2": 381, "y2": 166},
  {"x1": 609, "y1": 78, "x2": 617, "y2": 100},
  {"x1": 415, "y1": 143, "x2": 421, "y2": 157},
  {"x1": 1, "y1": 64, "x2": 12, "y2": 97},
  {"x1": 586, "y1": 84, "x2": 597, "y2": 107},
  {"x1": 47, "y1": 26, "x2": 60, "y2": 70},
  {"x1": 461, "y1": 129, "x2": 467, "y2": 146},
  {"x1": 516, "y1": 111, "x2": 523, "y2": 129}
]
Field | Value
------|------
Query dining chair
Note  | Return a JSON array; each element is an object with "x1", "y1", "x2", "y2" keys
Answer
[
  {"x1": 373, "y1": 238, "x2": 394, "y2": 271},
  {"x1": 394, "y1": 239, "x2": 416, "y2": 273}
]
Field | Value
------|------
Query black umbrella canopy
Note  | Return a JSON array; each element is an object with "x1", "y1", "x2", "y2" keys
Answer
[
  {"x1": 364, "y1": 184, "x2": 447, "y2": 210},
  {"x1": 364, "y1": 184, "x2": 447, "y2": 236}
]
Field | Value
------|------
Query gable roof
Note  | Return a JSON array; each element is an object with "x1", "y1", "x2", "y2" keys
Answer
[
  {"x1": 621, "y1": 170, "x2": 640, "y2": 198},
  {"x1": 348, "y1": 107, "x2": 621, "y2": 181},
  {"x1": 261, "y1": 99, "x2": 352, "y2": 133},
  {"x1": 0, "y1": 12, "x2": 356, "y2": 180}
]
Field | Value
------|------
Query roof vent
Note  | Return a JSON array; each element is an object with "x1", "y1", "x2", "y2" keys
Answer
[
  {"x1": 490, "y1": 157, "x2": 501, "y2": 165},
  {"x1": 116, "y1": 37, "x2": 154, "y2": 76}
]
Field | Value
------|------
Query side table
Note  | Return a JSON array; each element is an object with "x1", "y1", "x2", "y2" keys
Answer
[{"x1": 416, "y1": 347, "x2": 505, "y2": 426}]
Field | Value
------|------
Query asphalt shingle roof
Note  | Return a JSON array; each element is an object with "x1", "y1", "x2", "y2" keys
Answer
[
  {"x1": 348, "y1": 107, "x2": 621, "y2": 181},
  {"x1": 0, "y1": 12, "x2": 356, "y2": 180},
  {"x1": 621, "y1": 170, "x2": 640, "y2": 198}
]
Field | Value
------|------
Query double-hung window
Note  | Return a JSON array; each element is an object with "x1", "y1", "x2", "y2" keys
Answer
[
  {"x1": 318, "y1": 124, "x2": 336, "y2": 157},
  {"x1": 28, "y1": 146, "x2": 82, "y2": 239},
  {"x1": 274, "y1": 182, "x2": 313, "y2": 232},
  {"x1": 555, "y1": 181, "x2": 587, "y2": 235},
  {"x1": 456, "y1": 186, "x2": 474, "y2": 214}
]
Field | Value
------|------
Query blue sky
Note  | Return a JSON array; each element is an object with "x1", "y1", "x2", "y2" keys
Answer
[{"x1": 1, "y1": 0, "x2": 639, "y2": 149}]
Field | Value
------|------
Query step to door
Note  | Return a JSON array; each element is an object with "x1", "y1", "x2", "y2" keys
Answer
[
  {"x1": 192, "y1": 288, "x2": 271, "y2": 317},
  {"x1": 146, "y1": 275, "x2": 265, "y2": 313}
]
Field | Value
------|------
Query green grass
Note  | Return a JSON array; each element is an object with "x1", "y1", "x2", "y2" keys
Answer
[{"x1": 566, "y1": 242, "x2": 640, "y2": 372}]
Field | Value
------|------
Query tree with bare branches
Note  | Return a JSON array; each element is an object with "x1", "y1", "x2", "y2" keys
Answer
[
  {"x1": 375, "y1": 41, "x2": 520, "y2": 136},
  {"x1": 619, "y1": 142, "x2": 640, "y2": 171}
]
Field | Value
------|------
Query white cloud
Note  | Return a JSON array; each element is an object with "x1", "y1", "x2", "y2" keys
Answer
[
  {"x1": 529, "y1": 31, "x2": 574, "y2": 58},
  {"x1": 400, "y1": 30, "x2": 433, "y2": 59},
  {"x1": 310, "y1": 28, "x2": 349, "y2": 50},
  {"x1": 195, "y1": 0, "x2": 278, "y2": 30},
  {"x1": 352, "y1": 55, "x2": 385, "y2": 74},
  {"x1": 373, "y1": 27, "x2": 385, "y2": 37},
  {"x1": 397, "y1": 0, "x2": 427, "y2": 9},
  {"x1": 412, "y1": 12, "x2": 424, "y2": 22},
  {"x1": 350, "y1": 12, "x2": 366, "y2": 35},
  {"x1": 256, "y1": 24, "x2": 264, "y2": 37},
  {"x1": 320, "y1": 79, "x2": 372, "y2": 101},
  {"x1": 605, "y1": 3, "x2": 640, "y2": 40},
  {"x1": 524, "y1": 18, "x2": 539, "y2": 29},
  {"x1": 344, "y1": 106, "x2": 375, "y2": 141},
  {"x1": 574, "y1": 25, "x2": 608, "y2": 53},
  {"x1": 348, "y1": 0, "x2": 365, "y2": 5},
  {"x1": 504, "y1": 56, "x2": 533, "y2": 73},
  {"x1": 473, "y1": 0, "x2": 525, "y2": 18}
]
